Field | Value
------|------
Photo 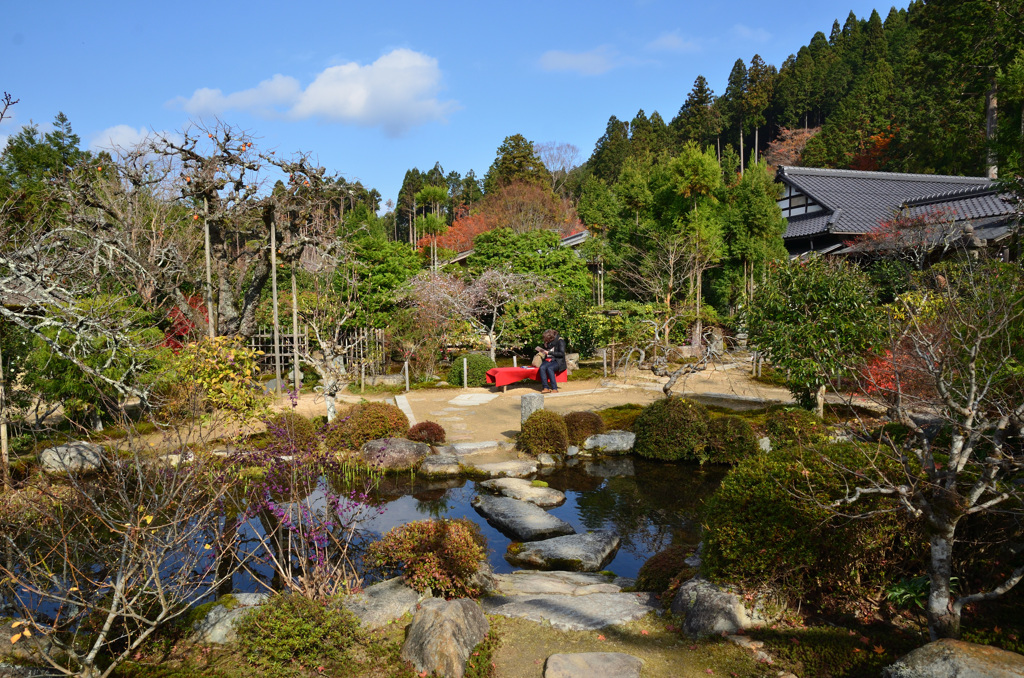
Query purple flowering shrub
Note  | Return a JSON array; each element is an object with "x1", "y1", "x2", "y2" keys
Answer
[{"x1": 366, "y1": 519, "x2": 487, "y2": 599}]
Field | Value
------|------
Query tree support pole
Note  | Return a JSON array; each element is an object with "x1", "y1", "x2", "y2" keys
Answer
[
  {"x1": 0, "y1": 340, "x2": 8, "y2": 488},
  {"x1": 203, "y1": 197, "x2": 216, "y2": 339},
  {"x1": 291, "y1": 271, "x2": 300, "y2": 392},
  {"x1": 270, "y1": 219, "x2": 282, "y2": 396}
]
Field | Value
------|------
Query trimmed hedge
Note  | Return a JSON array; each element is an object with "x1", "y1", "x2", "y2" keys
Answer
[
  {"x1": 323, "y1": 402, "x2": 409, "y2": 452},
  {"x1": 564, "y1": 411, "x2": 606, "y2": 448},
  {"x1": 705, "y1": 415, "x2": 759, "y2": 464},
  {"x1": 702, "y1": 442, "x2": 924, "y2": 608},
  {"x1": 633, "y1": 397, "x2": 711, "y2": 462},
  {"x1": 407, "y1": 420, "x2": 446, "y2": 445},
  {"x1": 764, "y1": 408, "x2": 829, "y2": 447},
  {"x1": 518, "y1": 410, "x2": 568, "y2": 457},
  {"x1": 447, "y1": 353, "x2": 496, "y2": 387}
]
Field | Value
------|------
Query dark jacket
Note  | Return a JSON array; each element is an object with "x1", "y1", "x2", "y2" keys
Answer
[{"x1": 543, "y1": 338, "x2": 567, "y2": 372}]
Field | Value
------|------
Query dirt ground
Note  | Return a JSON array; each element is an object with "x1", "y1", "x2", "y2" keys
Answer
[{"x1": 284, "y1": 361, "x2": 796, "y2": 444}]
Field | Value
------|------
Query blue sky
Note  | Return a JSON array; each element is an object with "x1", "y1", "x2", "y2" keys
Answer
[{"x1": 3, "y1": 0, "x2": 907, "y2": 209}]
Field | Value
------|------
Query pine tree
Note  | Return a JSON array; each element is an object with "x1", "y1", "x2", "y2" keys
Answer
[{"x1": 588, "y1": 116, "x2": 631, "y2": 184}]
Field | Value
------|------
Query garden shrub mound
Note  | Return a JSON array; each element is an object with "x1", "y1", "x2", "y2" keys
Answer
[
  {"x1": 518, "y1": 410, "x2": 569, "y2": 457},
  {"x1": 324, "y1": 402, "x2": 409, "y2": 452},
  {"x1": 367, "y1": 519, "x2": 487, "y2": 599},
  {"x1": 564, "y1": 411, "x2": 606, "y2": 448},
  {"x1": 764, "y1": 408, "x2": 829, "y2": 447},
  {"x1": 705, "y1": 415, "x2": 759, "y2": 464},
  {"x1": 633, "y1": 397, "x2": 711, "y2": 462},
  {"x1": 598, "y1": 403, "x2": 644, "y2": 432},
  {"x1": 264, "y1": 411, "x2": 318, "y2": 454},
  {"x1": 447, "y1": 353, "x2": 496, "y2": 387},
  {"x1": 634, "y1": 543, "x2": 696, "y2": 594},
  {"x1": 407, "y1": 420, "x2": 446, "y2": 445},
  {"x1": 234, "y1": 593, "x2": 360, "y2": 677},
  {"x1": 702, "y1": 442, "x2": 924, "y2": 611}
]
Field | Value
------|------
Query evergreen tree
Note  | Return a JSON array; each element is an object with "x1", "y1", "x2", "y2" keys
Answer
[
  {"x1": 483, "y1": 134, "x2": 551, "y2": 193},
  {"x1": 721, "y1": 60, "x2": 749, "y2": 172},
  {"x1": 588, "y1": 115, "x2": 631, "y2": 184},
  {"x1": 671, "y1": 75, "x2": 721, "y2": 151}
]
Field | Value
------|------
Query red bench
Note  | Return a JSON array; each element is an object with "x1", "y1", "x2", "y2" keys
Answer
[{"x1": 485, "y1": 366, "x2": 567, "y2": 392}]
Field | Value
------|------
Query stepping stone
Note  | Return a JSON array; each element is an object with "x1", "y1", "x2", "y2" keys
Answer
[
  {"x1": 582, "y1": 431, "x2": 636, "y2": 454},
  {"x1": 479, "y1": 478, "x2": 566, "y2": 507},
  {"x1": 451, "y1": 441, "x2": 502, "y2": 454},
  {"x1": 505, "y1": 531, "x2": 621, "y2": 572},
  {"x1": 448, "y1": 393, "x2": 500, "y2": 406},
  {"x1": 468, "y1": 460, "x2": 537, "y2": 478},
  {"x1": 343, "y1": 577, "x2": 430, "y2": 629},
  {"x1": 482, "y1": 592, "x2": 658, "y2": 631},
  {"x1": 544, "y1": 653, "x2": 643, "y2": 678},
  {"x1": 419, "y1": 454, "x2": 461, "y2": 477},
  {"x1": 471, "y1": 495, "x2": 575, "y2": 541},
  {"x1": 492, "y1": 571, "x2": 622, "y2": 597}
]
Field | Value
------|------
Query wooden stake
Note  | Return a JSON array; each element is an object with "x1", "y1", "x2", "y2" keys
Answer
[{"x1": 270, "y1": 218, "x2": 282, "y2": 395}]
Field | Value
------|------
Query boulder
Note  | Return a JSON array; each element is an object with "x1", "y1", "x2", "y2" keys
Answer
[
  {"x1": 521, "y1": 393, "x2": 545, "y2": 425},
  {"x1": 670, "y1": 577, "x2": 768, "y2": 638},
  {"x1": 479, "y1": 478, "x2": 566, "y2": 507},
  {"x1": 582, "y1": 431, "x2": 635, "y2": 454},
  {"x1": 400, "y1": 598, "x2": 489, "y2": 678},
  {"x1": 536, "y1": 453, "x2": 559, "y2": 466},
  {"x1": 467, "y1": 460, "x2": 538, "y2": 478},
  {"x1": 419, "y1": 453, "x2": 461, "y2": 477},
  {"x1": 359, "y1": 438, "x2": 430, "y2": 472},
  {"x1": 506, "y1": 531, "x2": 621, "y2": 572},
  {"x1": 882, "y1": 639, "x2": 1024, "y2": 678},
  {"x1": 39, "y1": 441, "x2": 104, "y2": 474},
  {"x1": 342, "y1": 576, "x2": 430, "y2": 629},
  {"x1": 544, "y1": 653, "x2": 643, "y2": 678},
  {"x1": 192, "y1": 593, "x2": 270, "y2": 644},
  {"x1": 471, "y1": 495, "x2": 575, "y2": 541}
]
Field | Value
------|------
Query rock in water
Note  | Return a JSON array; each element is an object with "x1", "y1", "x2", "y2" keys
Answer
[
  {"x1": 506, "y1": 532, "x2": 621, "y2": 572},
  {"x1": 479, "y1": 478, "x2": 566, "y2": 507},
  {"x1": 39, "y1": 441, "x2": 104, "y2": 474},
  {"x1": 882, "y1": 638, "x2": 1024, "y2": 678},
  {"x1": 342, "y1": 577, "x2": 429, "y2": 629},
  {"x1": 467, "y1": 460, "x2": 538, "y2": 478},
  {"x1": 582, "y1": 431, "x2": 635, "y2": 454},
  {"x1": 400, "y1": 598, "x2": 489, "y2": 678},
  {"x1": 544, "y1": 653, "x2": 643, "y2": 678},
  {"x1": 420, "y1": 453, "x2": 461, "y2": 477},
  {"x1": 359, "y1": 438, "x2": 430, "y2": 472},
  {"x1": 471, "y1": 495, "x2": 575, "y2": 541}
]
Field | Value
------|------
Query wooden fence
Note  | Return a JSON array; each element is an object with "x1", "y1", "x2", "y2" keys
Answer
[{"x1": 247, "y1": 326, "x2": 387, "y2": 377}]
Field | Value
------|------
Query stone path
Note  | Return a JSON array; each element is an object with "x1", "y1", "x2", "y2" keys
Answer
[
  {"x1": 505, "y1": 531, "x2": 621, "y2": 572},
  {"x1": 479, "y1": 477, "x2": 566, "y2": 507},
  {"x1": 472, "y1": 495, "x2": 575, "y2": 541},
  {"x1": 448, "y1": 393, "x2": 500, "y2": 406},
  {"x1": 544, "y1": 652, "x2": 643, "y2": 678},
  {"x1": 393, "y1": 394, "x2": 416, "y2": 426},
  {"x1": 483, "y1": 586, "x2": 658, "y2": 632}
]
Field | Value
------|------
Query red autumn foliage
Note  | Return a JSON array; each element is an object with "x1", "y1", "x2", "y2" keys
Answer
[
  {"x1": 764, "y1": 127, "x2": 820, "y2": 170},
  {"x1": 163, "y1": 294, "x2": 208, "y2": 350}
]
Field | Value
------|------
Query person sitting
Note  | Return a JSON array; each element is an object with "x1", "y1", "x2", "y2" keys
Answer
[{"x1": 536, "y1": 329, "x2": 566, "y2": 394}]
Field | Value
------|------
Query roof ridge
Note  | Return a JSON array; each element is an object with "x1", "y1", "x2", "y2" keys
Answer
[
  {"x1": 905, "y1": 185, "x2": 1003, "y2": 207},
  {"x1": 778, "y1": 166, "x2": 993, "y2": 185}
]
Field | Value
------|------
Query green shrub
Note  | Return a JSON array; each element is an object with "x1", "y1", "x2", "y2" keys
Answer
[
  {"x1": 705, "y1": 415, "x2": 759, "y2": 464},
  {"x1": 264, "y1": 411, "x2": 318, "y2": 453},
  {"x1": 764, "y1": 408, "x2": 829, "y2": 447},
  {"x1": 632, "y1": 397, "x2": 710, "y2": 462},
  {"x1": 518, "y1": 410, "x2": 568, "y2": 456},
  {"x1": 702, "y1": 442, "x2": 924, "y2": 609},
  {"x1": 634, "y1": 544, "x2": 695, "y2": 594},
  {"x1": 598, "y1": 403, "x2": 644, "y2": 432},
  {"x1": 447, "y1": 353, "x2": 496, "y2": 387},
  {"x1": 564, "y1": 411, "x2": 605, "y2": 447},
  {"x1": 407, "y1": 420, "x2": 447, "y2": 444},
  {"x1": 234, "y1": 594, "x2": 360, "y2": 677},
  {"x1": 323, "y1": 402, "x2": 409, "y2": 452},
  {"x1": 874, "y1": 422, "x2": 913, "y2": 447},
  {"x1": 366, "y1": 519, "x2": 487, "y2": 598}
]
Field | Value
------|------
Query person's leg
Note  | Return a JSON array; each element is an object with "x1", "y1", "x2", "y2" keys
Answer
[{"x1": 539, "y1": 362, "x2": 554, "y2": 390}]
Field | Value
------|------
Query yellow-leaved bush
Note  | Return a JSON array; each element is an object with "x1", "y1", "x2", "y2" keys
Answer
[{"x1": 164, "y1": 336, "x2": 269, "y2": 422}]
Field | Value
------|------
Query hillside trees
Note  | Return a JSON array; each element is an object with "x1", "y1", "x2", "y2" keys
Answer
[{"x1": 483, "y1": 133, "x2": 551, "y2": 193}]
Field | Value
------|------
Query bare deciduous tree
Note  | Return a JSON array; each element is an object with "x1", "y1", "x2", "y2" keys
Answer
[{"x1": 534, "y1": 141, "x2": 580, "y2": 194}]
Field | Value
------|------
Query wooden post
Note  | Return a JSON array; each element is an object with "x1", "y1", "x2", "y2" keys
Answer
[
  {"x1": 270, "y1": 218, "x2": 282, "y2": 395},
  {"x1": 463, "y1": 358, "x2": 468, "y2": 389},
  {"x1": 360, "y1": 363, "x2": 365, "y2": 394},
  {"x1": 513, "y1": 355, "x2": 517, "y2": 368},
  {"x1": 603, "y1": 350, "x2": 607, "y2": 378},
  {"x1": 291, "y1": 270, "x2": 300, "y2": 392},
  {"x1": 203, "y1": 197, "x2": 216, "y2": 339},
  {"x1": 404, "y1": 361, "x2": 410, "y2": 393}
]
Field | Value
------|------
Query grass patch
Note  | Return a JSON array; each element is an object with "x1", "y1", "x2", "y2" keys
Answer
[
  {"x1": 597, "y1": 403, "x2": 644, "y2": 432},
  {"x1": 749, "y1": 624, "x2": 922, "y2": 678}
]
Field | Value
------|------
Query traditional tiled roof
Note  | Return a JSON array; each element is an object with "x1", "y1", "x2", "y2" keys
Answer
[{"x1": 777, "y1": 166, "x2": 1010, "y2": 242}]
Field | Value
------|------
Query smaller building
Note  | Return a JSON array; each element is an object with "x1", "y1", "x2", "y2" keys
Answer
[{"x1": 777, "y1": 166, "x2": 1018, "y2": 258}]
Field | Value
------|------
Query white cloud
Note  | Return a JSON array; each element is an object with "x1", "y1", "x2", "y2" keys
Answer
[
  {"x1": 89, "y1": 125, "x2": 154, "y2": 151},
  {"x1": 732, "y1": 24, "x2": 771, "y2": 43},
  {"x1": 647, "y1": 30, "x2": 700, "y2": 53},
  {"x1": 169, "y1": 49, "x2": 456, "y2": 137},
  {"x1": 0, "y1": 134, "x2": 9, "y2": 152},
  {"x1": 538, "y1": 47, "x2": 617, "y2": 76}
]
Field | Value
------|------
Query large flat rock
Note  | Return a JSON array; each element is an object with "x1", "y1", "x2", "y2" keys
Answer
[
  {"x1": 419, "y1": 453, "x2": 461, "y2": 477},
  {"x1": 506, "y1": 531, "x2": 621, "y2": 572},
  {"x1": 342, "y1": 576, "x2": 430, "y2": 629},
  {"x1": 883, "y1": 638, "x2": 1024, "y2": 678},
  {"x1": 492, "y1": 571, "x2": 623, "y2": 597},
  {"x1": 582, "y1": 431, "x2": 635, "y2": 454},
  {"x1": 471, "y1": 495, "x2": 575, "y2": 541},
  {"x1": 468, "y1": 460, "x2": 538, "y2": 478},
  {"x1": 479, "y1": 478, "x2": 566, "y2": 507},
  {"x1": 482, "y1": 592, "x2": 659, "y2": 631},
  {"x1": 544, "y1": 653, "x2": 643, "y2": 678}
]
